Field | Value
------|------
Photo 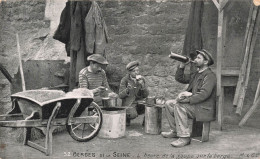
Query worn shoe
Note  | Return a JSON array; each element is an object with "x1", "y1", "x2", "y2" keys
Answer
[
  {"x1": 161, "y1": 130, "x2": 177, "y2": 138},
  {"x1": 171, "y1": 137, "x2": 191, "y2": 147}
]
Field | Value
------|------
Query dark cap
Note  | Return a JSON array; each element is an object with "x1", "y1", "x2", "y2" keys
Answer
[
  {"x1": 126, "y1": 61, "x2": 140, "y2": 71},
  {"x1": 87, "y1": 54, "x2": 109, "y2": 65},
  {"x1": 196, "y1": 49, "x2": 214, "y2": 66}
]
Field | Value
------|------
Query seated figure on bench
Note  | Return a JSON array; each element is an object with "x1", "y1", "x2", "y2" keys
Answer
[
  {"x1": 161, "y1": 49, "x2": 216, "y2": 147},
  {"x1": 79, "y1": 54, "x2": 117, "y2": 106}
]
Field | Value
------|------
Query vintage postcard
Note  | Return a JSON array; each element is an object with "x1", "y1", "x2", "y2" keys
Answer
[{"x1": 0, "y1": 0, "x2": 259, "y2": 159}]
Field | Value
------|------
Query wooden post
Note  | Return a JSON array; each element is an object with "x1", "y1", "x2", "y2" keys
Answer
[
  {"x1": 233, "y1": 5, "x2": 257, "y2": 106},
  {"x1": 239, "y1": 97, "x2": 260, "y2": 127},
  {"x1": 212, "y1": 0, "x2": 229, "y2": 130},
  {"x1": 16, "y1": 33, "x2": 26, "y2": 91},
  {"x1": 216, "y1": 0, "x2": 223, "y2": 130},
  {"x1": 238, "y1": 79, "x2": 260, "y2": 126},
  {"x1": 236, "y1": 7, "x2": 260, "y2": 115}
]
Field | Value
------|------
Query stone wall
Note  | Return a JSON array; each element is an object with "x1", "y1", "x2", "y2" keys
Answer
[{"x1": 101, "y1": 1, "x2": 191, "y2": 99}]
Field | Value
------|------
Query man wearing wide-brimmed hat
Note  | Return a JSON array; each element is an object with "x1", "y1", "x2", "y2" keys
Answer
[
  {"x1": 79, "y1": 54, "x2": 111, "y2": 105},
  {"x1": 119, "y1": 61, "x2": 149, "y2": 126},
  {"x1": 162, "y1": 49, "x2": 216, "y2": 147}
]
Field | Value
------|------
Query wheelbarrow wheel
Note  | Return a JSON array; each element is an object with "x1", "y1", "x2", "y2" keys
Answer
[{"x1": 66, "y1": 102, "x2": 102, "y2": 142}]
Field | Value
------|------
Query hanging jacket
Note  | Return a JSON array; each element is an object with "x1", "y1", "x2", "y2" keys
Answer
[
  {"x1": 53, "y1": 1, "x2": 92, "y2": 56},
  {"x1": 53, "y1": 1, "x2": 71, "y2": 44},
  {"x1": 84, "y1": 1, "x2": 109, "y2": 57}
]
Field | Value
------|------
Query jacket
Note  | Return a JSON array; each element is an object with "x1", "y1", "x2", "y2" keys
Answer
[
  {"x1": 119, "y1": 74, "x2": 149, "y2": 107},
  {"x1": 53, "y1": 1, "x2": 92, "y2": 56},
  {"x1": 175, "y1": 66, "x2": 217, "y2": 121},
  {"x1": 84, "y1": 1, "x2": 108, "y2": 57}
]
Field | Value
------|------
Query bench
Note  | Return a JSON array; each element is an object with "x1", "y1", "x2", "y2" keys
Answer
[{"x1": 191, "y1": 120, "x2": 210, "y2": 142}]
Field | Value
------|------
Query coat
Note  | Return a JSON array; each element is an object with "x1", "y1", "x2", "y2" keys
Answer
[
  {"x1": 119, "y1": 74, "x2": 149, "y2": 107},
  {"x1": 175, "y1": 66, "x2": 217, "y2": 121},
  {"x1": 84, "y1": 1, "x2": 108, "y2": 57},
  {"x1": 53, "y1": 1, "x2": 92, "y2": 56}
]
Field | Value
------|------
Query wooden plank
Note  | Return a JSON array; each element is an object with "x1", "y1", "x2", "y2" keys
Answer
[
  {"x1": 0, "y1": 118, "x2": 67, "y2": 127},
  {"x1": 236, "y1": 7, "x2": 260, "y2": 115},
  {"x1": 212, "y1": 68, "x2": 240, "y2": 76},
  {"x1": 68, "y1": 116, "x2": 99, "y2": 125},
  {"x1": 27, "y1": 141, "x2": 47, "y2": 154},
  {"x1": 0, "y1": 63, "x2": 12, "y2": 83},
  {"x1": 233, "y1": 5, "x2": 256, "y2": 106},
  {"x1": 201, "y1": 122, "x2": 210, "y2": 142},
  {"x1": 11, "y1": 60, "x2": 69, "y2": 94},
  {"x1": 239, "y1": 97, "x2": 260, "y2": 127},
  {"x1": 222, "y1": 76, "x2": 238, "y2": 87},
  {"x1": 212, "y1": 0, "x2": 220, "y2": 10}
]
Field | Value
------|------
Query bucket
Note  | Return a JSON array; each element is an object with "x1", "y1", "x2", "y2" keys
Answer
[
  {"x1": 102, "y1": 97, "x2": 117, "y2": 108},
  {"x1": 98, "y1": 107, "x2": 126, "y2": 139},
  {"x1": 145, "y1": 103, "x2": 162, "y2": 134}
]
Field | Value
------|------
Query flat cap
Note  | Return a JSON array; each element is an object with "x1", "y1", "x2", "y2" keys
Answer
[
  {"x1": 87, "y1": 54, "x2": 108, "y2": 65},
  {"x1": 126, "y1": 61, "x2": 140, "y2": 71},
  {"x1": 196, "y1": 49, "x2": 214, "y2": 66}
]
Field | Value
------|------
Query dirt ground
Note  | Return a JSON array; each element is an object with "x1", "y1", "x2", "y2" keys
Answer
[{"x1": 0, "y1": 112, "x2": 260, "y2": 159}]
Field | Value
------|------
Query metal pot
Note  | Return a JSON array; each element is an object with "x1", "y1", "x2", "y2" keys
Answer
[{"x1": 102, "y1": 97, "x2": 118, "y2": 108}]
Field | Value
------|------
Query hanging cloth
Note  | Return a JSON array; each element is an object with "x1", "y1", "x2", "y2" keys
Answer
[
  {"x1": 181, "y1": 1, "x2": 204, "y2": 73},
  {"x1": 84, "y1": 1, "x2": 109, "y2": 57}
]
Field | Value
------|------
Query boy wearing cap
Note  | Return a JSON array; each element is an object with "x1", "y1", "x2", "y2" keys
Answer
[
  {"x1": 79, "y1": 54, "x2": 111, "y2": 105},
  {"x1": 119, "y1": 61, "x2": 149, "y2": 126},
  {"x1": 162, "y1": 49, "x2": 216, "y2": 147}
]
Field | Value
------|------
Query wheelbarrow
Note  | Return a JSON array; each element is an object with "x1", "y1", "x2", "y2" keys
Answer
[{"x1": 0, "y1": 88, "x2": 102, "y2": 156}]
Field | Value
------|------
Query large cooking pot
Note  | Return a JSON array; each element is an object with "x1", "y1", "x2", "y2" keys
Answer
[{"x1": 102, "y1": 97, "x2": 118, "y2": 107}]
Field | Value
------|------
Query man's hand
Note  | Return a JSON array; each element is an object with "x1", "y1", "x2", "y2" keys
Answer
[
  {"x1": 179, "y1": 59, "x2": 191, "y2": 68},
  {"x1": 178, "y1": 97, "x2": 190, "y2": 103},
  {"x1": 93, "y1": 86, "x2": 107, "y2": 95}
]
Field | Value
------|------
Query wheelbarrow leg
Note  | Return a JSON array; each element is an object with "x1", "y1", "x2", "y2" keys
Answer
[
  {"x1": 45, "y1": 102, "x2": 61, "y2": 156},
  {"x1": 23, "y1": 111, "x2": 38, "y2": 145},
  {"x1": 23, "y1": 127, "x2": 32, "y2": 145}
]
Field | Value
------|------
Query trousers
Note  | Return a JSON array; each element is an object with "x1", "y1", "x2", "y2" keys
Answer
[{"x1": 165, "y1": 100, "x2": 195, "y2": 137}]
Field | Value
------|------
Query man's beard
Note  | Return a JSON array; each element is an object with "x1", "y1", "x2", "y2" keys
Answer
[{"x1": 195, "y1": 63, "x2": 204, "y2": 69}]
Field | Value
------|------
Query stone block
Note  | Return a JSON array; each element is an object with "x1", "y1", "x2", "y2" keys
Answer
[
  {"x1": 108, "y1": 55, "x2": 122, "y2": 64},
  {"x1": 105, "y1": 17, "x2": 119, "y2": 26},
  {"x1": 114, "y1": 26, "x2": 130, "y2": 35},
  {"x1": 153, "y1": 65, "x2": 168, "y2": 77},
  {"x1": 128, "y1": 45, "x2": 146, "y2": 55},
  {"x1": 143, "y1": 54, "x2": 159, "y2": 67},
  {"x1": 141, "y1": 65, "x2": 153, "y2": 76},
  {"x1": 146, "y1": 76, "x2": 160, "y2": 87},
  {"x1": 121, "y1": 54, "x2": 133, "y2": 65},
  {"x1": 131, "y1": 25, "x2": 149, "y2": 35},
  {"x1": 103, "y1": 1, "x2": 119, "y2": 8},
  {"x1": 159, "y1": 75, "x2": 175, "y2": 88}
]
